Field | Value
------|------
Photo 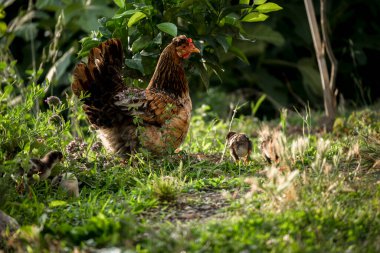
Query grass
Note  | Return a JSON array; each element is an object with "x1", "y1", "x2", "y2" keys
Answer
[{"x1": 1, "y1": 83, "x2": 380, "y2": 252}]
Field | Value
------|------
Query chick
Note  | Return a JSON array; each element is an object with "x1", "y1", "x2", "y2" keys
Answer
[
  {"x1": 27, "y1": 151, "x2": 63, "y2": 181},
  {"x1": 0, "y1": 210, "x2": 19, "y2": 235},
  {"x1": 258, "y1": 127, "x2": 280, "y2": 164},
  {"x1": 226, "y1": 132, "x2": 252, "y2": 163},
  {"x1": 52, "y1": 172, "x2": 79, "y2": 197}
]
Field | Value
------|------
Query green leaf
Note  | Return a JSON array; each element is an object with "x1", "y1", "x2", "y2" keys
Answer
[
  {"x1": 128, "y1": 11, "x2": 146, "y2": 27},
  {"x1": 132, "y1": 36, "x2": 151, "y2": 53},
  {"x1": 239, "y1": 0, "x2": 250, "y2": 4},
  {"x1": 224, "y1": 14, "x2": 240, "y2": 27},
  {"x1": 49, "y1": 200, "x2": 67, "y2": 208},
  {"x1": 125, "y1": 54, "x2": 144, "y2": 74},
  {"x1": 46, "y1": 47, "x2": 75, "y2": 82},
  {"x1": 215, "y1": 36, "x2": 232, "y2": 53},
  {"x1": 254, "y1": 0, "x2": 267, "y2": 5},
  {"x1": 251, "y1": 94, "x2": 266, "y2": 117},
  {"x1": 255, "y1": 2, "x2": 283, "y2": 13},
  {"x1": 0, "y1": 61, "x2": 6, "y2": 71},
  {"x1": 113, "y1": 9, "x2": 138, "y2": 19},
  {"x1": 251, "y1": 24, "x2": 285, "y2": 47},
  {"x1": 241, "y1": 12, "x2": 269, "y2": 22},
  {"x1": 77, "y1": 34, "x2": 102, "y2": 58},
  {"x1": 199, "y1": 63, "x2": 210, "y2": 88},
  {"x1": 153, "y1": 32, "x2": 162, "y2": 44},
  {"x1": 0, "y1": 9, "x2": 5, "y2": 19},
  {"x1": 0, "y1": 22, "x2": 7, "y2": 36},
  {"x1": 113, "y1": 0, "x2": 125, "y2": 8},
  {"x1": 156, "y1": 22, "x2": 177, "y2": 37},
  {"x1": 229, "y1": 46, "x2": 249, "y2": 64}
]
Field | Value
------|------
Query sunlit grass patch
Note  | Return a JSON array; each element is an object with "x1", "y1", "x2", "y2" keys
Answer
[{"x1": 1, "y1": 83, "x2": 380, "y2": 251}]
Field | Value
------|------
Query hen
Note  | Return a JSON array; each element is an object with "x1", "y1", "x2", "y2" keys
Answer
[{"x1": 72, "y1": 35, "x2": 200, "y2": 155}]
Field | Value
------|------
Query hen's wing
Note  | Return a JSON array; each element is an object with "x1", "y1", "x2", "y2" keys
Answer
[{"x1": 114, "y1": 88, "x2": 185, "y2": 127}]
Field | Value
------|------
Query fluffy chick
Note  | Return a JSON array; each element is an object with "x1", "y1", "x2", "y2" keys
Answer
[
  {"x1": 52, "y1": 172, "x2": 79, "y2": 197},
  {"x1": 27, "y1": 151, "x2": 63, "y2": 181},
  {"x1": 0, "y1": 210, "x2": 19, "y2": 235},
  {"x1": 226, "y1": 132, "x2": 252, "y2": 163},
  {"x1": 258, "y1": 127, "x2": 280, "y2": 164}
]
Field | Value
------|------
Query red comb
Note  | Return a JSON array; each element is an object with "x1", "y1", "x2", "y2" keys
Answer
[{"x1": 187, "y1": 38, "x2": 193, "y2": 43}]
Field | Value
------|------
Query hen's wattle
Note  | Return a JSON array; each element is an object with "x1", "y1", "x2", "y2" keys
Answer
[{"x1": 71, "y1": 35, "x2": 199, "y2": 155}]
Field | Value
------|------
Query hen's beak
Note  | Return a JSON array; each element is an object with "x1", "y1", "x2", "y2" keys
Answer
[{"x1": 190, "y1": 43, "x2": 200, "y2": 54}]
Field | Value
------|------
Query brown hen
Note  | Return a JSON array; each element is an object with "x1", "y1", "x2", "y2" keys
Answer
[{"x1": 72, "y1": 36, "x2": 200, "y2": 155}]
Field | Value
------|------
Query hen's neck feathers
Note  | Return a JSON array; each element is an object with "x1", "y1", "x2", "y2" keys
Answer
[{"x1": 147, "y1": 44, "x2": 189, "y2": 97}]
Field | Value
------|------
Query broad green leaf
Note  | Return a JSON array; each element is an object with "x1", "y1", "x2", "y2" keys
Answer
[
  {"x1": 113, "y1": 0, "x2": 125, "y2": 8},
  {"x1": 239, "y1": 0, "x2": 250, "y2": 5},
  {"x1": 46, "y1": 47, "x2": 75, "y2": 82},
  {"x1": 250, "y1": 24, "x2": 285, "y2": 47},
  {"x1": 113, "y1": 9, "x2": 138, "y2": 19},
  {"x1": 156, "y1": 22, "x2": 177, "y2": 37},
  {"x1": 224, "y1": 14, "x2": 240, "y2": 27},
  {"x1": 132, "y1": 36, "x2": 151, "y2": 53},
  {"x1": 255, "y1": 2, "x2": 283, "y2": 13},
  {"x1": 216, "y1": 36, "x2": 232, "y2": 53},
  {"x1": 49, "y1": 200, "x2": 67, "y2": 208},
  {"x1": 128, "y1": 11, "x2": 146, "y2": 27},
  {"x1": 254, "y1": 0, "x2": 267, "y2": 5},
  {"x1": 125, "y1": 54, "x2": 144, "y2": 74},
  {"x1": 229, "y1": 46, "x2": 249, "y2": 64},
  {"x1": 241, "y1": 12, "x2": 268, "y2": 22}
]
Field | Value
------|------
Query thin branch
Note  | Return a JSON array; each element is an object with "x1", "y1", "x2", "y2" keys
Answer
[
  {"x1": 320, "y1": 0, "x2": 338, "y2": 92},
  {"x1": 304, "y1": 0, "x2": 336, "y2": 125}
]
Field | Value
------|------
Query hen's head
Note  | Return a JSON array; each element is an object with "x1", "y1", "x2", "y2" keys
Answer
[{"x1": 172, "y1": 35, "x2": 200, "y2": 59}]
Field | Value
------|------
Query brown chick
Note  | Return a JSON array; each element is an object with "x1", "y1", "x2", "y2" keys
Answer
[
  {"x1": 52, "y1": 172, "x2": 79, "y2": 197},
  {"x1": 258, "y1": 127, "x2": 280, "y2": 164},
  {"x1": 0, "y1": 210, "x2": 19, "y2": 235},
  {"x1": 27, "y1": 151, "x2": 63, "y2": 181},
  {"x1": 72, "y1": 36, "x2": 200, "y2": 156},
  {"x1": 226, "y1": 132, "x2": 252, "y2": 163}
]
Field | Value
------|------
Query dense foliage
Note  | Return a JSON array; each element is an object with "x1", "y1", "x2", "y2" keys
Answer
[{"x1": 1, "y1": 0, "x2": 379, "y2": 117}]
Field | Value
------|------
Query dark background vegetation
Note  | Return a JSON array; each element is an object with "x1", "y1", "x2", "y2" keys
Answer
[{"x1": 1, "y1": 0, "x2": 379, "y2": 119}]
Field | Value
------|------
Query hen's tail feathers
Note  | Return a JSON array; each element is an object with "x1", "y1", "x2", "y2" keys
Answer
[{"x1": 72, "y1": 39, "x2": 124, "y2": 104}]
